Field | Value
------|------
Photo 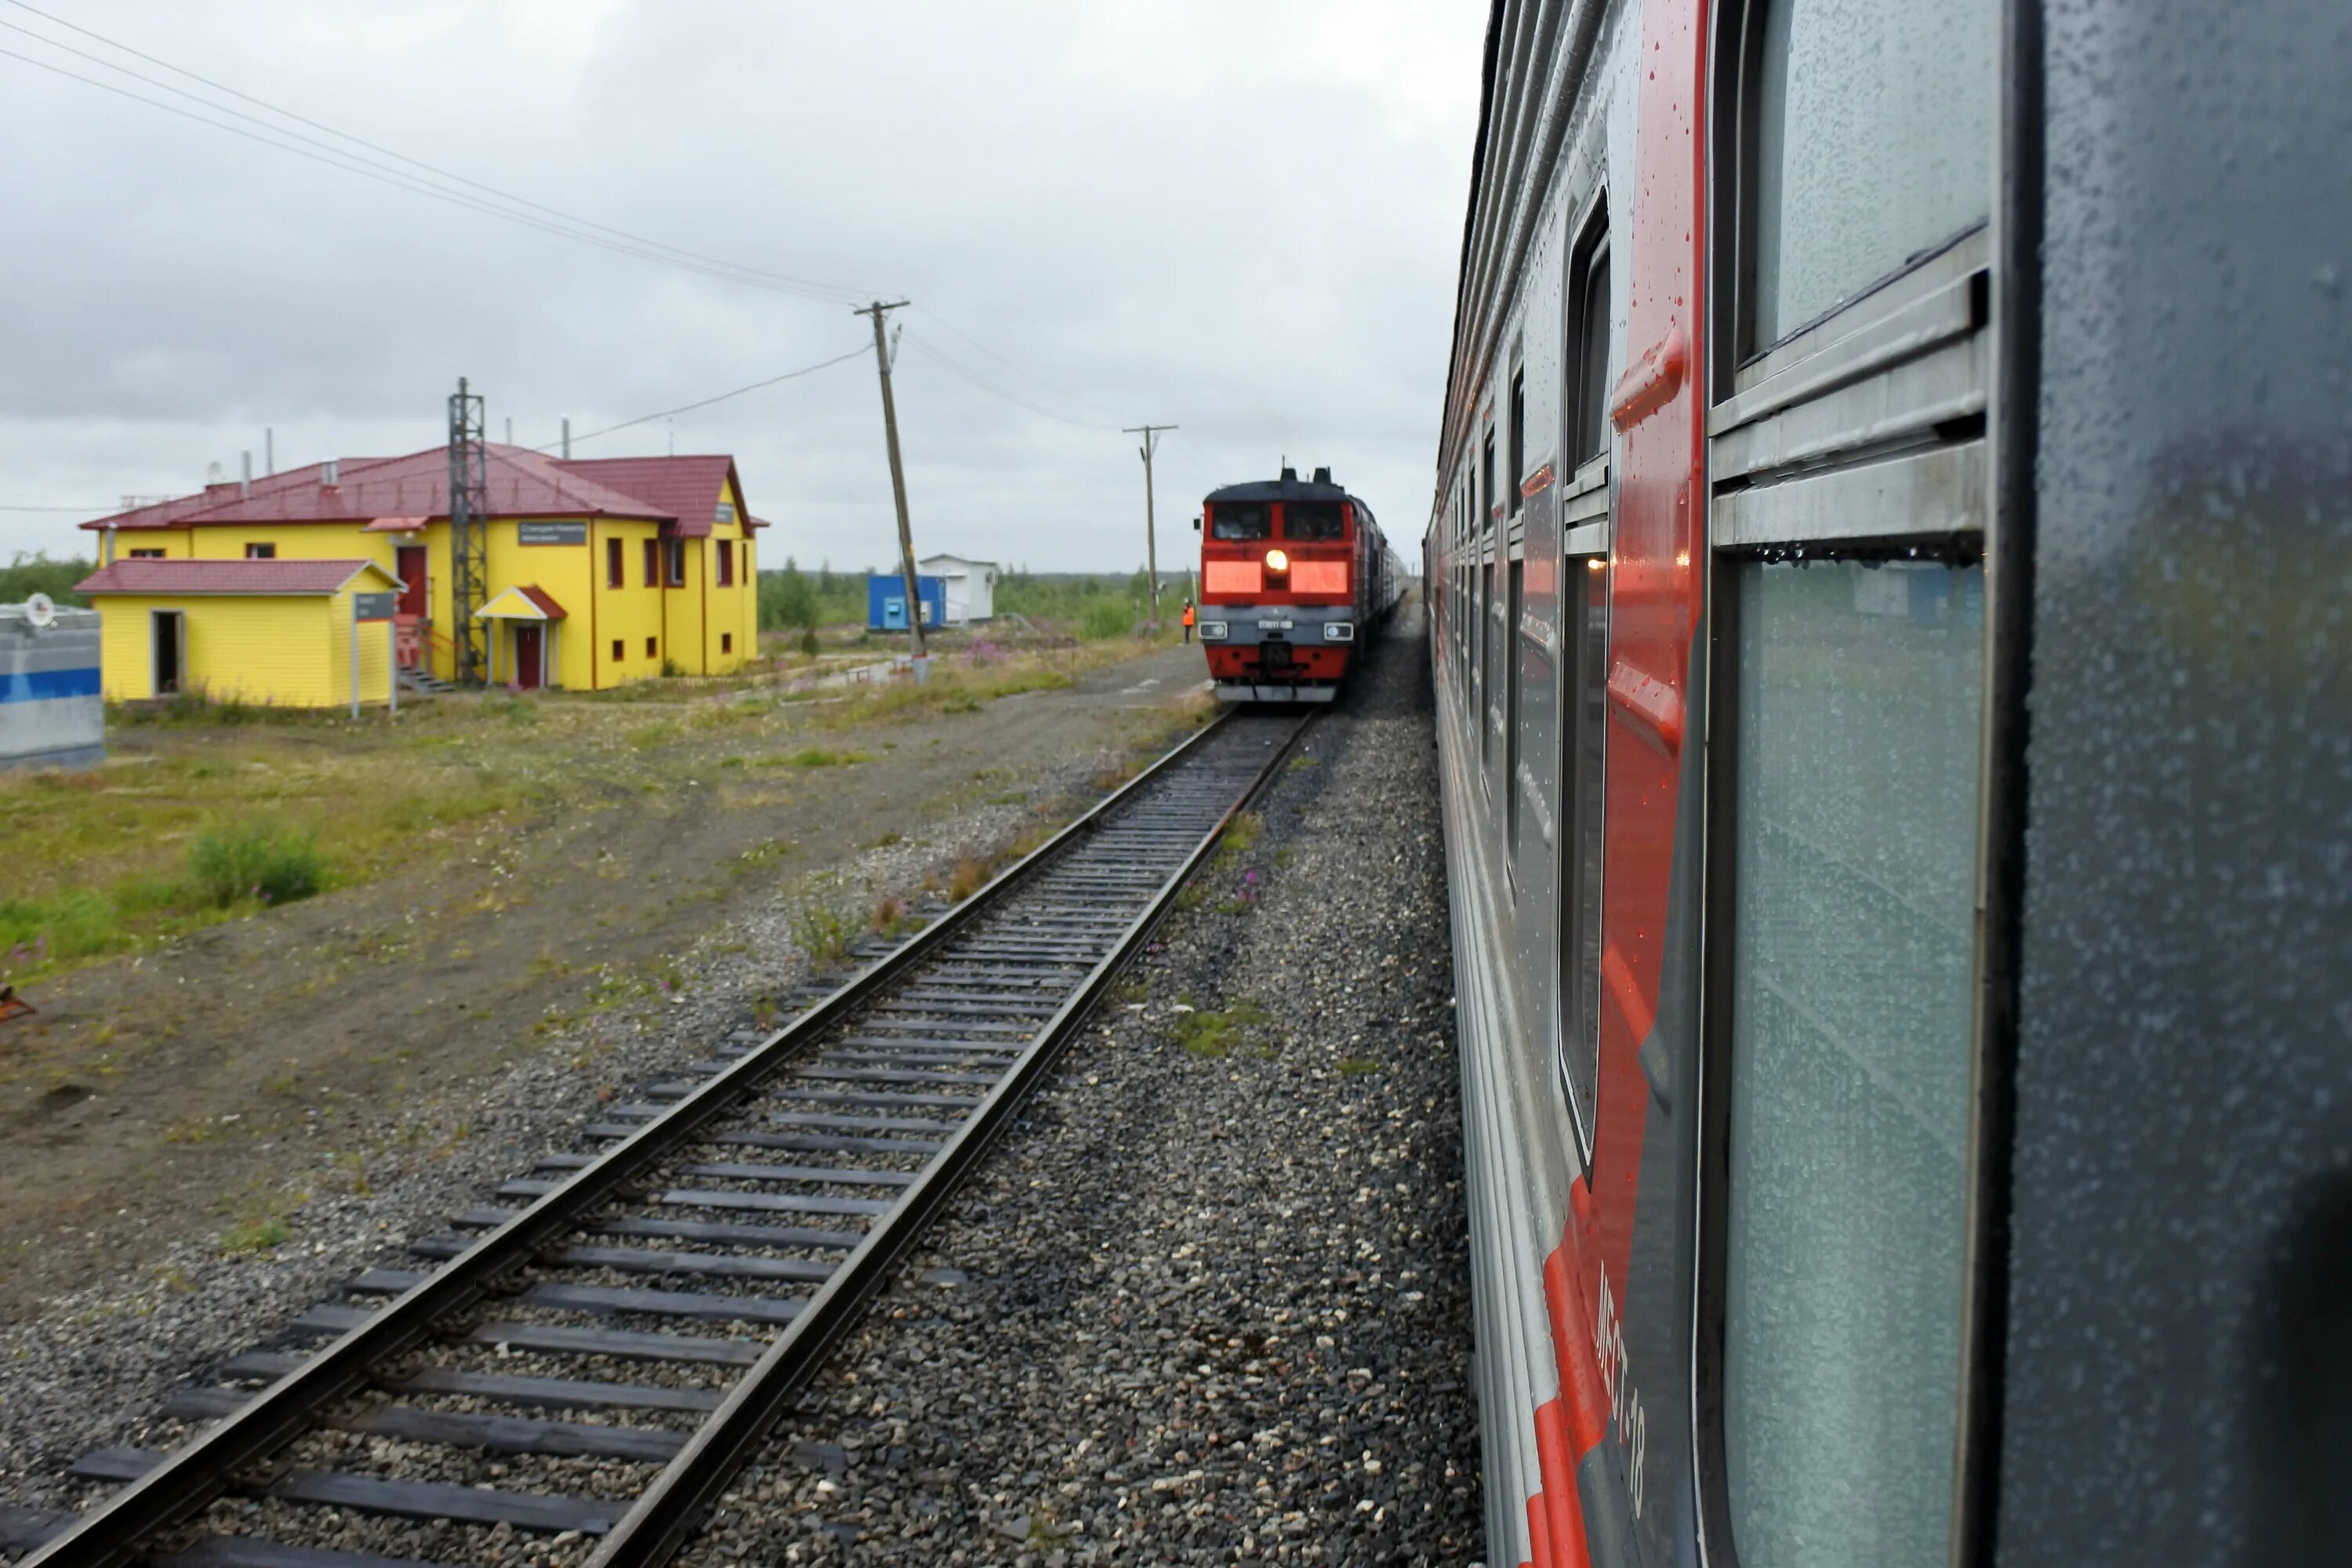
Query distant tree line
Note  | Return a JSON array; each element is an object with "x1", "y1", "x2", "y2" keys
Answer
[
  {"x1": 756, "y1": 557, "x2": 1192, "y2": 641},
  {"x1": 1, "y1": 551, "x2": 95, "y2": 607}
]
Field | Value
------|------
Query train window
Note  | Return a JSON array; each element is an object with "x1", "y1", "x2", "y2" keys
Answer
[
  {"x1": 1479, "y1": 559, "x2": 1497, "y2": 777},
  {"x1": 1283, "y1": 502, "x2": 1345, "y2": 541},
  {"x1": 1210, "y1": 503, "x2": 1269, "y2": 540},
  {"x1": 1481, "y1": 430, "x2": 1495, "y2": 532},
  {"x1": 1507, "y1": 368, "x2": 1526, "y2": 514},
  {"x1": 1554, "y1": 551, "x2": 1607, "y2": 1150},
  {"x1": 1702, "y1": 3, "x2": 2001, "y2": 1555},
  {"x1": 1503, "y1": 557, "x2": 1524, "y2": 866},
  {"x1": 1737, "y1": 0, "x2": 1994, "y2": 353},
  {"x1": 1713, "y1": 559, "x2": 1984, "y2": 1568},
  {"x1": 1567, "y1": 217, "x2": 1612, "y2": 468}
]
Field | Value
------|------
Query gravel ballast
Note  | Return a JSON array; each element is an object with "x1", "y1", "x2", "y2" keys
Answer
[{"x1": 678, "y1": 613, "x2": 1481, "y2": 1566}]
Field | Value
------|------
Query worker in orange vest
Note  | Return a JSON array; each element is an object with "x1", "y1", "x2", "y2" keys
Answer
[{"x1": 1181, "y1": 600, "x2": 1196, "y2": 643}]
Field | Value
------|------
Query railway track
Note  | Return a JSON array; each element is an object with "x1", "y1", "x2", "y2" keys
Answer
[{"x1": 6, "y1": 706, "x2": 1311, "y2": 1568}]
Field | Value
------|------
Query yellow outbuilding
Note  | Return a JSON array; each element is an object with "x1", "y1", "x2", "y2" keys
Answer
[
  {"x1": 80, "y1": 445, "x2": 767, "y2": 695},
  {"x1": 74, "y1": 557, "x2": 405, "y2": 708}
]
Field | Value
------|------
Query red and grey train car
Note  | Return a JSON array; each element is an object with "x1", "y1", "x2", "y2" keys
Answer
[
  {"x1": 1427, "y1": 0, "x2": 2350, "y2": 1565},
  {"x1": 1196, "y1": 466, "x2": 1402, "y2": 702}
]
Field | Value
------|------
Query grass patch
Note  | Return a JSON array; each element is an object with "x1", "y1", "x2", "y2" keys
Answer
[
  {"x1": 1338, "y1": 1056, "x2": 1383, "y2": 1076},
  {"x1": 1211, "y1": 811, "x2": 1264, "y2": 870},
  {"x1": 1174, "y1": 997, "x2": 1271, "y2": 1058},
  {"x1": 790, "y1": 898, "x2": 856, "y2": 966},
  {"x1": 188, "y1": 823, "x2": 325, "y2": 908},
  {"x1": 947, "y1": 858, "x2": 985, "y2": 901},
  {"x1": 781, "y1": 747, "x2": 870, "y2": 769},
  {"x1": 219, "y1": 1217, "x2": 292, "y2": 1255}
]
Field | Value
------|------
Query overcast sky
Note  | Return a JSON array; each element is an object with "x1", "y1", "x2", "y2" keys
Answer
[{"x1": 0, "y1": 1, "x2": 1480, "y2": 573}]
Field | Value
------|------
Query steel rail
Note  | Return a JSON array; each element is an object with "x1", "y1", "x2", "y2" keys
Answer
[
  {"x1": 586, "y1": 706, "x2": 1311, "y2": 1566},
  {"x1": 21, "y1": 704, "x2": 1291, "y2": 1568}
]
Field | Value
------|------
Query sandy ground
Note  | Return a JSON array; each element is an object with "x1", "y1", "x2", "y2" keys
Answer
[{"x1": 0, "y1": 642, "x2": 1209, "y2": 1320}]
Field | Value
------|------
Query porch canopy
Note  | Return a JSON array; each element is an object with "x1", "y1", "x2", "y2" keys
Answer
[{"x1": 477, "y1": 586, "x2": 566, "y2": 690}]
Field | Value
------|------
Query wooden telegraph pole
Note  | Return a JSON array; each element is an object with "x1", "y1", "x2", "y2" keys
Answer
[
  {"x1": 1123, "y1": 423, "x2": 1177, "y2": 623},
  {"x1": 857, "y1": 299, "x2": 925, "y2": 659}
]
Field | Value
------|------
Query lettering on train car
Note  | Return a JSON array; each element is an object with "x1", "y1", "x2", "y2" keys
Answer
[{"x1": 1595, "y1": 1263, "x2": 1649, "y2": 1519}]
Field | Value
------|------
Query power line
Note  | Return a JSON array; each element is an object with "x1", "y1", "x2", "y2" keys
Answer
[
  {"x1": 0, "y1": 16, "x2": 871, "y2": 305},
  {"x1": 538, "y1": 344, "x2": 873, "y2": 451},
  {"x1": 0, "y1": 45, "x2": 882, "y2": 303},
  {"x1": 911, "y1": 304, "x2": 1128, "y2": 424},
  {"x1": 898, "y1": 332, "x2": 1127, "y2": 431},
  {"x1": 3, "y1": 0, "x2": 869, "y2": 304}
]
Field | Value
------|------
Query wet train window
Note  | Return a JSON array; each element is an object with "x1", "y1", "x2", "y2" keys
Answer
[
  {"x1": 1507, "y1": 368, "x2": 1526, "y2": 513},
  {"x1": 1210, "y1": 503, "x2": 1269, "y2": 540},
  {"x1": 1554, "y1": 191, "x2": 1613, "y2": 1152},
  {"x1": 1741, "y1": 0, "x2": 1993, "y2": 350},
  {"x1": 1553, "y1": 553, "x2": 1607, "y2": 1148},
  {"x1": 1702, "y1": 0, "x2": 1999, "y2": 1561},
  {"x1": 1283, "y1": 502, "x2": 1345, "y2": 541},
  {"x1": 1503, "y1": 557, "x2": 1523, "y2": 866},
  {"x1": 1569, "y1": 233, "x2": 1611, "y2": 466},
  {"x1": 1716, "y1": 561, "x2": 1983, "y2": 1568}
]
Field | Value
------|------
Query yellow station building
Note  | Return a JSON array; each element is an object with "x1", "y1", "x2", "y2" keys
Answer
[{"x1": 78, "y1": 446, "x2": 766, "y2": 702}]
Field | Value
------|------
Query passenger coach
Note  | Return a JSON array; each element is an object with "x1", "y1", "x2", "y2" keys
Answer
[
  {"x1": 1426, "y1": 0, "x2": 2350, "y2": 1565},
  {"x1": 1196, "y1": 466, "x2": 1399, "y2": 702}
]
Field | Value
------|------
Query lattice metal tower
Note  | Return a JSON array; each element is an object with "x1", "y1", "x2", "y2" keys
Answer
[{"x1": 447, "y1": 377, "x2": 490, "y2": 685}]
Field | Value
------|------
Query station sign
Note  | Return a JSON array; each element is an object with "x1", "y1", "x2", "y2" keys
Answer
[
  {"x1": 519, "y1": 521, "x2": 588, "y2": 546},
  {"x1": 352, "y1": 592, "x2": 397, "y2": 622}
]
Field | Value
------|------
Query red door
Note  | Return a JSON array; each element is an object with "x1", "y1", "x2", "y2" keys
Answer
[
  {"x1": 395, "y1": 546, "x2": 428, "y2": 616},
  {"x1": 513, "y1": 624, "x2": 543, "y2": 691}
]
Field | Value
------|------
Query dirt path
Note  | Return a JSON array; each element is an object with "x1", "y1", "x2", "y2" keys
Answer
[{"x1": 0, "y1": 643, "x2": 1210, "y2": 1319}]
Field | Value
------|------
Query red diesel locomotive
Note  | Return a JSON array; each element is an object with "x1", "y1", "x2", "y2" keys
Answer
[{"x1": 1193, "y1": 466, "x2": 1400, "y2": 702}]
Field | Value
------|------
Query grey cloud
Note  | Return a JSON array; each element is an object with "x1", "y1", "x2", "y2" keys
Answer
[{"x1": 0, "y1": 0, "x2": 1478, "y2": 569}]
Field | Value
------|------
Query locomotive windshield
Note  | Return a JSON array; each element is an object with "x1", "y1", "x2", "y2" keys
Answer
[
  {"x1": 1283, "y1": 502, "x2": 1346, "y2": 540},
  {"x1": 1210, "y1": 503, "x2": 1270, "y2": 539}
]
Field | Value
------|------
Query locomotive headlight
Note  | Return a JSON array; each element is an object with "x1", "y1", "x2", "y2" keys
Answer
[
  {"x1": 1198, "y1": 621, "x2": 1228, "y2": 641},
  {"x1": 1324, "y1": 621, "x2": 1355, "y2": 642},
  {"x1": 1264, "y1": 548, "x2": 1290, "y2": 573}
]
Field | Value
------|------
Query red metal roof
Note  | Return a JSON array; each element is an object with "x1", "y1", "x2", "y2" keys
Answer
[
  {"x1": 552, "y1": 456, "x2": 748, "y2": 538},
  {"x1": 512, "y1": 585, "x2": 568, "y2": 619},
  {"x1": 75, "y1": 558, "x2": 393, "y2": 595},
  {"x1": 81, "y1": 446, "x2": 678, "y2": 533}
]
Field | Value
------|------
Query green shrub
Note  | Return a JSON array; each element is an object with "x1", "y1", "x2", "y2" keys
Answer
[
  {"x1": 188, "y1": 823, "x2": 325, "y2": 908},
  {"x1": 1080, "y1": 601, "x2": 1134, "y2": 641},
  {"x1": 0, "y1": 550, "x2": 95, "y2": 608},
  {"x1": 789, "y1": 899, "x2": 855, "y2": 965}
]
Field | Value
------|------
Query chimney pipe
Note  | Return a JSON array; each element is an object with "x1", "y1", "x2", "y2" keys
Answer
[
  {"x1": 561, "y1": 417, "x2": 571, "y2": 459},
  {"x1": 241, "y1": 450, "x2": 252, "y2": 499},
  {"x1": 264, "y1": 427, "x2": 274, "y2": 476},
  {"x1": 322, "y1": 459, "x2": 339, "y2": 488}
]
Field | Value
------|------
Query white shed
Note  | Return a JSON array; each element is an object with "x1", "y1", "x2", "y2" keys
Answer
[{"x1": 917, "y1": 554, "x2": 999, "y2": 624}]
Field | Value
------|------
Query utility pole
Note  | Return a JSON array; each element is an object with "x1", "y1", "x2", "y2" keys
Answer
[
  {"x1": 1123, "y1": 423, "x2": 1177, "y2": 622},
  {"x1": 857, "y1": 299, "x2": 924, "y2": 659}
]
